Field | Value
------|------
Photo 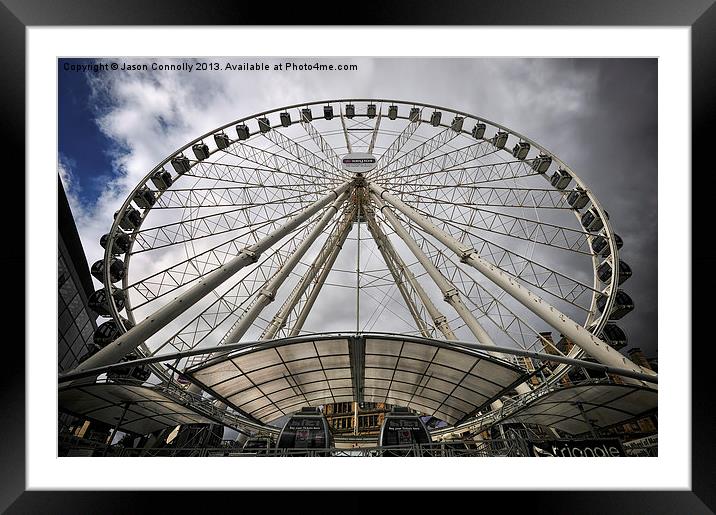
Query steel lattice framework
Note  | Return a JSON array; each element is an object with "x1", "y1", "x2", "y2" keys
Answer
[{"x1": 67, "y1": 99, "x2": 656, "y2": 435}]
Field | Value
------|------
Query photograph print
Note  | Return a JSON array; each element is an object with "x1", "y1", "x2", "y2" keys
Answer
[{"x1": 57, "y1": 57, "x2": 658, "y2": 459}]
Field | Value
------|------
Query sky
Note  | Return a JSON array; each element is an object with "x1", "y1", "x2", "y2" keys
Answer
[{"x1": 58, "y1": 57, "x2": 658, "y2": 364}]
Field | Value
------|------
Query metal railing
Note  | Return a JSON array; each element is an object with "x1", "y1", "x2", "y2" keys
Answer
[{"x1": 94, "y1": 439, "x2": 528, "y2": 457}]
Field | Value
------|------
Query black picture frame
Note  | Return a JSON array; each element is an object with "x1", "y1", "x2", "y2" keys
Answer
[{"x1": 4, "y1": 1, "x2": 713, "y2": 512}]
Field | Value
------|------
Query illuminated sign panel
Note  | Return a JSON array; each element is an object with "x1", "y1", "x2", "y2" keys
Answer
[{"x1": 342, "y1": 152, "x2": 376, "y2": 173}]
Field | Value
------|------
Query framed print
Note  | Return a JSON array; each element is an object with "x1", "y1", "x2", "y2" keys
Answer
[{"x1": 6, "y1": 0, "x2": 715, "y2": 512}]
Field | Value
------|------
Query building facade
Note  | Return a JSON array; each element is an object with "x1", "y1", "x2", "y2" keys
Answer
[
  {"x1": 323, "y1": 402, "x2": 392, "y2": 437},
  {"x1": 58, "y1": 178, "x2": 98, "y2": 373},
  {"x1": 58, "y1": 178, "x2": 110, "y2": 448}
]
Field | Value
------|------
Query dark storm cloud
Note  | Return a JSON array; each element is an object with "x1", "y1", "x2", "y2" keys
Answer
[
  {"x1": 558, "y1": 59, "x2": 658, "y2": 357},
  {"x1": 366, "y1": 58, "x2": 658, "y2": 357}
]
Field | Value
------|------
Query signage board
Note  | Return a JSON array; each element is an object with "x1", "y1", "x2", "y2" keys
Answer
[
  {"x1": 529, "y1": 438, "x2": 626, "y2": 457},
  {"x1": 342, "y1": 152, "x2": 377, "y2": 173}
]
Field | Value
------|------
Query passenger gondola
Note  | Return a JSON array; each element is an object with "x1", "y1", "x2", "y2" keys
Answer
[
  {"x1": 133, "y1": 187, "x2": 156, "y2": 209},
  {"x1": 213, "y1": 131, "x2": 231, "y2": 150},
  {"x1": 581, "y1": 207, "x2": 608, "y2": 232},
  {"x1": 88, "y1": 288, "x2": 126, "y2": 317},
  {"x1": 324, "y1": 105, "x2": 334, "y2": 120},
  {"x1": 280, "y1": 112, "x2": 291, "y2": 127},
  {"x1": 591, "y1": 233, "x2": 623, "y2": 257},
  {"x1": 93, "y1": 318, "x2": 134, "y2": 346},
  {"x1": 90, "y1": 258, "x2": 125, "y2": 284},
  {"x1": 170, "y1": 154, "x2": 191, "y2": 174},
  {"x1": 596, "y1": 290, "x2": 634, "y2": 320},
  {"x1": 367, "y1": 104, "x2": 377, "y2": 118},
  {"x1": 276, "y1": 407, "x2": 334, "y2": 455},
  {"x1": 150, "y1": 168, "x2": 173, "y2": 190},
  {"x1": 409, "y1": 107, "x2": 421, "y2": 122},
  {"x1": 100, "y1": 232, "x2": 131, "y2": 255},
  {"x1": 531, "y1": 153, "x2": 552, "y2": 174},
  {"x1": 550, "y1": 168, "x2": 572, "y2": 190},
  {"x1": 378, "y1": 406, "x2": 431, "y2": 456},
  {"x1": 493, "y1": 131, "x2": 509, "y2": 149},
  {"x1": 192, "y1": 142, "x2": 210, "y2": 161},
  {"x1": 258, "y1": 117, "x2": 271, "y2": 133},
  {"x1": 472, "y1": 122, "x2": 486, "y2": 139},
  {"x1": 600, "y1": 323, "x2": 628, "y2": 350},
  {"x1": 235, "y1": 123, "x2": 250, "y2": 140},
  {"x1": 451, "y1": 115, "x2": 464, "y2": 132},
  {"x1": 430, "y1": 111, "x2": 442, "y2": 127},
  {"x1": 388, "y1": 105, "x2": 398, "y2": 120},
  {"x1": 567, "y1": 187, "x2": 589, "y2": 210},
  {"x1": 114, "y1": 207, "x2": 142, "y2": 231},
  {"x1": 345, "y1": 104, "x2": 355, "y2": 119},
  {"x1": 512, "y1": 141, "x2": 530, "y2": 160},
  {"x1": 597, "y1": 259, "x2": 632, "y2": 285}
]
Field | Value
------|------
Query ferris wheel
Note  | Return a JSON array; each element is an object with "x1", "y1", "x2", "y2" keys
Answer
[{"x1": 75, "y1": 99, "x2": 649, "y2": 415}]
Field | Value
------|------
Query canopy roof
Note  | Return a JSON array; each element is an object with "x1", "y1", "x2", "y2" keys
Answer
[
  {"x1": 59, "y1": 383, "x2": 214, "y2": 435},
  {"x1": 502, "y1": 382, "x2": 658, "y2": 435},
  {"x1": 187, "y1": 334, "x2": 530, "y2": 425}
]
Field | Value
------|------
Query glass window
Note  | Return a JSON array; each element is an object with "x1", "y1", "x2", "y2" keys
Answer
[
  {"x1": 58, "y1": 309, "x2": 74, "y2": 334},
  {"x1": 80, "y1": 319, "x2": 95, "y2": 340},
  {"x1": 64, "y1": 323, "x2": 80, "y2": 345}
]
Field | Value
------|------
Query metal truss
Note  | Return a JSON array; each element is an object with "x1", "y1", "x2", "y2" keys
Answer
[{"x1": 299, "y1": 114, "x2": 344, "y2": 172}]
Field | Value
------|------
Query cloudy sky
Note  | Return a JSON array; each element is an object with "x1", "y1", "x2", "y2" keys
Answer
[{"x1": 58, "y1": 57, "x2": 657, "y2": 360}]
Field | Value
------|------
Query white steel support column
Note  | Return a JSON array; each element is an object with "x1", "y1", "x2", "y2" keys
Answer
[
  {"x1": 372, "y1": 192, "x2": 530, "y2": 399},
  {"x1": 364, "y1": 210, "x2": 433, "y2": 338},
  {"x1": 288, "y1": 221, "x2": 352, "y2": 337},
  {"x1": 69, "y1": 182, "x2": 352, "y2": 376},
  {"x1": 365, "y1": 209, "x2": 455, "y2": 340},
  {"x1": 369, "y1": 183, "x2": 657, "y2": 388},
  {"x1": 372, "y1": 194, "x2": 500, "y2": 350},
  {"x1": 261, "y1": 208, "x2": 356, "y2": 340},
  {"x1": 221, "y1": 191, "x2": 350, "y2": 345}
]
